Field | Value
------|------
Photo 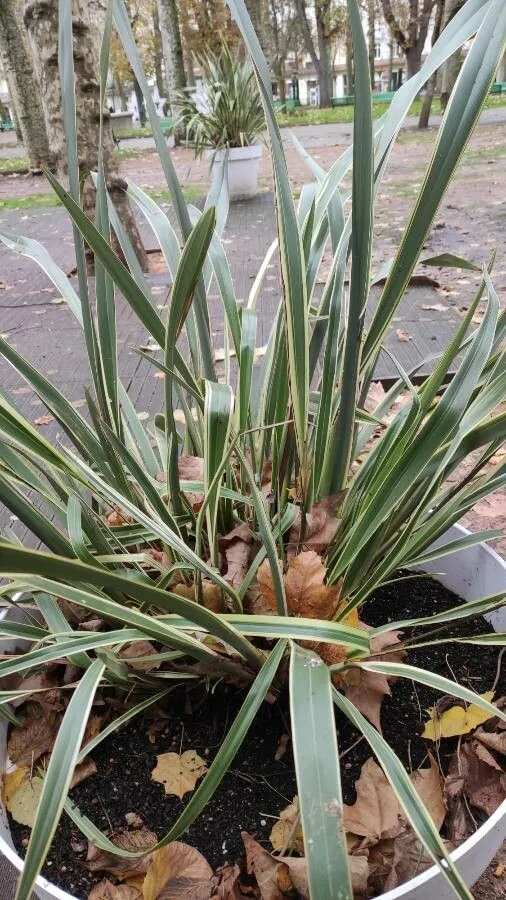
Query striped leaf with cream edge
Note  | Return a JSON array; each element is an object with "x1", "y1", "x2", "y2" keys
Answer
[{"x1": 0, "y1": 0, "x2": 504, "y2": 897}]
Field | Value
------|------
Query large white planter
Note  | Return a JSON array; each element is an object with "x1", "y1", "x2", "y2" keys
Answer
[
  {"x1": 210, "y1": 144, "x2": 263, "y2": 201},
  {"x1": 0, "y1": 524, "x2": 504, "y2": 899}
]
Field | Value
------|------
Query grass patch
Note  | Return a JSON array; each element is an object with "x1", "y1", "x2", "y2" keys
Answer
[
  {"x1": 0, "y1": 185, "x2": 203, "y2": 212},
  {"x1": 0, "y1": 156, "x2": 30, "y2": 174}
]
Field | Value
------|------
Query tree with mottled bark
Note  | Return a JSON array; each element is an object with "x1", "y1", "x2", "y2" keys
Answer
[
  {"x1": 367, "y1": 0, "x2": 376, "y2": 89},
  {"x1": 380, "y1": 0, "x2": 437, "y2": 79},
  {"x1": 418, "y1": 0, "x2": 443, "y2": 127},
  {"x1": 294, "y1": 0, "x2": 346, "y2": 107},
  {"x1": 0, "y1": 0, "x2": 51, "y2": 171},
  {"x1": 23, "y1": 0, "x2": 147, "y2": 268},
  {"x1": 157, "y1": 0, "x2": 186, "y2": 141},
  {"x1": 440, "y1": 0, "x2": 465, "y2": 111},
  {"x1": 152, "y1": 2, "x2": 167, "y2": 99}
]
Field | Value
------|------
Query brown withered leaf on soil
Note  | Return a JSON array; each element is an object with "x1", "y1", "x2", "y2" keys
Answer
[
  {"x1": 86, "y1": 829, "x2": 157, "y2": 880},
  {"x1": 119, "y1": 641, "x2": 161, "y2": 673},
  {"x1": 143, "y1": 843, "x2": 214, "y2": 900},
  {"x1": 286, "y1": 494, "x2": 344, "y2": 556},
  {"x1": 5, "y1": 671, "x2": 63, "y2": 712},
  {"x1": 173, "y1": 580, "x2": 226, "y2": 614},
  {"x1": 284, "y1": 550, "x2": 342, "y2": 619},
  {"x1": 367, "y1": 829, "x2": 436, "y2": 895},
  {"x1": 106, "y1": 508, "x2": 133, "y2": 527},
  {"x1": 409, "y1": 753, "x2": 446, "y2": 830},
  {"x1": 177, "y1": 456, "x2": 205, "y2": 511},
  {"x1": 210, "y1": 863, "x2": 242, "y2": 899},
  {"x1": 7, "y1": 715, "x2": 56, "y2": 766},
  {"x1": 243, "y1": 832, "x2": 368, "y2": 899},
  {"x1": 446, "y1": 739, "x2": 506, "y2": 819},
  {"x1": 475, "y1": 726, "x2": 506, "y2": 756},
  {"x1": 83, "y1": 714, "x2": 107, "y2": 746},
  {"x1": 88, "y1": 881, "x2": 141, "y2": 900},
  {"x1": 253, "y1": 559, "x2": 278, "y2": 615},
  {"x1": 269, "y1": 797, "x2": 304, "y2": 854},
  {"x1": 219, "y1": 523, "x2": 255, "y2": 591},
  {"x1": 274, "y1": 733, "x2": 289, "y2": 762},
  {"x1": 395, "y1": 329, "x2": 412, "y2": 342},
  {"x1": 343, "y1": 631, "x2": 404, "y2": 732},
  {"x1": 151, "y1": 750, "x2": 208, "y2": 799},
  {"x1": 70, "y1": 759, "x2": 97, "y2": 790},
  {"x1": 344, "y1": 758, "x2": 402, "y2": 844}
]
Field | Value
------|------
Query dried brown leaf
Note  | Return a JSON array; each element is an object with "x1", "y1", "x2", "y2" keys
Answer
[
  {"x1": 285, "y1": 550, "x2": 341, "y2": 619},
  {"x1": 173, "y1": 581, "x2": 226, "y2": 613},
  {"x1": 367, "y1": 829, "x2": 434, "y2": 895},
  {"x1": 395, "y1": 329, "x2": 412, "y2": 342},
  {"x1": 87, "y1": 829, "x2": 157, "y2": 880},
  {"x1": 70, "y1": 758, "x2": 97, "y2": 790},
  {"x1": 88, "y1": 880, "x2": 141, "y2": 900},
  {"x1": 176, "y1": 456, "x2": 204, "y2": 511},
  {"x1": 119, "y1": 641, "x2": 161, "y2": 672},
  {"x1": 286, "y1": 494, "x2": 344, "y2": 555},
  {"x1": 421, "y1": 303, "x2": 448, "y2": 312},
  {"x1": 409, "y1": 753, "x2": 446, "y2": 830},
  {"x1": 445, "y1": 740, "x2": 506, "y2": 818},
  {"x1": 143, "y1": 843, "x2": 213, "y2": 900},
  {"x1": 343, "y1": 631, "x2": 404, "y2": 732},
  {"x1": 254, "y1": 560, "x2": 278, "y2": 615},
  {"x1": 344, "y1": 758, "x2": 402, "y2": 843},
  {"x1": 219, "y1": 524, "x2": 255, "y2": 591},
  {"x1": 151, "y1": 750, "x2": 208, "y2": 799},
  {"x1": 7, "y1": 715, "x2": 56, "y2": 766},
  {"x1": 274, "y1": 733, "x2": 289, "y2": 762},
  {"x1": 475, "y1": 726, "x2": 506, "y2": 756},
  {"x1": 364, "y1": 381, "x2": 386, "y2": 413}
]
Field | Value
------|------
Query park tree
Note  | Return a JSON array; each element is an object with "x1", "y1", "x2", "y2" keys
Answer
[
  {"x1": 152, "y1": 2, "x2": 167, "y2": 99},
  {"x1": 0, "y1": 0, "x2": 51, "y2": 171},
  {"x1": 418, "y1": 0, "x2": 444, "y2": 127},
  {"x1": 180, "y1": 1, "x2": 241, "y2": 58},
  {"x1": 439, "y1": 0, "x2": 465, "y2": 110},
  {"x1": 157, "y1": 0, "x2": 186, "y2": 134},
  {"x1": 268, "y1": 0, "x2": 300, "y2": 101},
  {"x1": 294, "y1": 0, "x2": 347, "y2": 107},
  {"x1": 367, "y1": 0, "x2": 376, "y2": 88},
  {"x1": 380, "y1": 0, "x2": 437, "y2": 78},
  {"x1": 23, "y1": 0, "x2": 147, "y2": 268}
]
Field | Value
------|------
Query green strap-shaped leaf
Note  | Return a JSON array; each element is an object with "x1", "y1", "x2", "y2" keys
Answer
[
  {"x1": 14, "y1": 660, "x2": 105, "y2": 900},
  {"x1": 290, "y1": 643, "x2": 352, "y2": 900}
]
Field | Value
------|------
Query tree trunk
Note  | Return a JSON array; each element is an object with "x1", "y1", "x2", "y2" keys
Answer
[
  {"x1": 152, "y1": 3, "x2": 167, "y2": 99},
  {"x1": 245, "y1": 0, "x2": 270, "y2": 61},
  {"x1": 387, "y1": 37, "x2": 393, "y2": 91},
  {"x1": 345, "y1": 23, "x2": 354, "y2": 96},
  {"x1": 115, "y1": 75, "x2": 128, "y2": 112},
  {"x1": 440, "y1": 0, "x2": 465, "y2": 112},
  {"x1": 157, "y1": 0, "x2": 187, "y2": 143},
  {"x1": 405, "y1": 45, "x2": 423, "y2": 80},
  {"x1": 316, "y1": 4, "x2": 333, "y2": 107},
  {"x1": 23, "y1": 0, "x2": 147, "y2": 269},
  {"x1": 368, "y1": 0, "x2": 375, "y2": 90},
  {"x1": 133, "y1": 75, "x2": 147, "y2": 127},
  {"x1": 418, "y1": 0, "x2": 444, "y2": 128},
  {"x1": 0, "y1": 0, "x2": 51, "y2": 171},
  {"x1": 278, "y1": 75, "x2": 286, "y2": 103}
]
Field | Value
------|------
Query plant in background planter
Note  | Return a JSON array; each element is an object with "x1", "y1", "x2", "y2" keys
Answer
[
  {"x1": 174, "y1": 41, "x2": 265, "y2": 200},
  {"x1": 0, "y1": 1, "x2": 505, "y2": 899}
]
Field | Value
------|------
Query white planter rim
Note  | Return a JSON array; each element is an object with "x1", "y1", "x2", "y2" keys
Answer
[
  {"x1": 209, "y1": 143, "x2": 263, "y2": 162},
  {"x1": 0, "y1": 523, "x2": 503, "y2": 900}
]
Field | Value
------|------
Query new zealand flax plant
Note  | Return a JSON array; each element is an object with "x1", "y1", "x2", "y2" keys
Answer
[{"x1": 0, "y1": 1, "x2": 505, "y2": 898}]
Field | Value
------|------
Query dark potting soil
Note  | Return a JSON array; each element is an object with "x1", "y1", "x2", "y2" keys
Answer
[{"x1": 9, "y1": 572, "x2": 505, "y2": 898}]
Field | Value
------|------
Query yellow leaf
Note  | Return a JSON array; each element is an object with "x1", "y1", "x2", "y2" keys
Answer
[
  {"x1": 142, "y1": 843, "x2": 213, "y2": 900},
  {"x1": 269, "y1": 797, "x2": 304, "y2": 854},
  {"x1": 422, "y1": 692, "x2": 496, "y2": 741},
  {"x1": 151, "y1": 750, "x2": 207, "y2": 799},
  {"x1": 6, "y1": 775, "x2": 43, "y2": 827},
  {"x1": 3, "y1": 765, "x2": 30, "y2": 805}
]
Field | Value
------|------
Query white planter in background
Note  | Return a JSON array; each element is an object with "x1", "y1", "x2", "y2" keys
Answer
[
  {"x1": 210, "y1": 144, "x2": 263, "y2": 201},
  {"x1": 0, "y1": 524, "x2": 504, "y2": 899}
]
